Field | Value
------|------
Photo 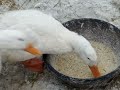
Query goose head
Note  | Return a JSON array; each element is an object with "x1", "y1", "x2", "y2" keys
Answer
[
  {"x1": 79, "y1": 41, "x2": 97, "y2": 66},
  {"x1": 69, "y1": 33, "x2": 100, "y2": 78},
  {"x1": 0, "y1": 30, "x2": 41, "y2": 55},
  {"x1": 79, "y1": 42, "x2": 100, "y2": 78}
]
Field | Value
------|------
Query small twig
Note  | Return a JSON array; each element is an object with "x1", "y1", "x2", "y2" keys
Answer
[
  {"x1": 53, "y1": 0, "x2": 61, "y2": 8},
  {"x1": 19, "y1": 0, "x2": 29, "y2": 9},
  {"x1": 29, "y1": 73, "x2": 40, "y2": 87}
]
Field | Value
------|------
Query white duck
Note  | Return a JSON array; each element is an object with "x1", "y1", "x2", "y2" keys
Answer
[{"x1": 0, "y1": 9, "x2": 100, "y2": 77}]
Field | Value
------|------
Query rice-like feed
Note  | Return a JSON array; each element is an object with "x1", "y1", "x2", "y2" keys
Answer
[{"x1": 49, "y1": 41, "x2": 118, "y2": 79}]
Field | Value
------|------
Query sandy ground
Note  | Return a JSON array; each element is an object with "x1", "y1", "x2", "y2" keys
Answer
[{"x1": 0, "y1": 0, "x2": 120, "y2": 90}]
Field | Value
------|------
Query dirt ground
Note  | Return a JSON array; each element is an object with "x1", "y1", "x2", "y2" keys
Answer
[{"x1": 0, "y1": 0, "x2": 120, "y2": 90}]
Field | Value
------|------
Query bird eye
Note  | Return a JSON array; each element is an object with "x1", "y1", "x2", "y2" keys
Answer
[
  {"x1": 87, "y1": 57, "x2": 90, "y2": 60},
  {"x1": 18, "y1": 38, "x2": 24, "y2": 41}
]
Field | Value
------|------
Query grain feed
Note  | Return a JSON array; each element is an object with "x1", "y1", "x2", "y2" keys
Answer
[{"x1": 50, "y1": 41, "x2": 118, "y2": 78}]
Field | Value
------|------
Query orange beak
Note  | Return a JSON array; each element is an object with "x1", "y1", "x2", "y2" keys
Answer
[
  {"x1": 89, "y1": 65, "x2": 101, "y2": 78},
  {"x1": 24, "y1": 44, "x2": 42, "y2": 55}
]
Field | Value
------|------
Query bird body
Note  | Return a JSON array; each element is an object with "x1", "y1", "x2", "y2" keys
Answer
[{"x1": 0, "y1": 10, "x2": 99, "y2": 77}]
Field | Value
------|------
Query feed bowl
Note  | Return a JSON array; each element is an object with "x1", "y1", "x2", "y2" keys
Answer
[{"x1": 44, "y1": 18, "x2": 120, "y2": 89}]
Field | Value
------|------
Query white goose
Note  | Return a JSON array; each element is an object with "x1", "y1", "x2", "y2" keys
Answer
[{"x1": 0, "y1": 9, "x2": 100, "y2": 77}]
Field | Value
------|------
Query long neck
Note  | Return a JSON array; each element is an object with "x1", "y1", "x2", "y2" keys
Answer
[{"x1": 63, "y1": 29, "x2": 89, "y2": 56}]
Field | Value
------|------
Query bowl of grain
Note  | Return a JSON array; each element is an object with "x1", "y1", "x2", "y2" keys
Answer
[{"x1": 44, "y1": 18, "x2": 120, "y2": 89}]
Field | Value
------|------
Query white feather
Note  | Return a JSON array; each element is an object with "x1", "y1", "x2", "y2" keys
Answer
[{"x1": 0, "y1": 9, "x2": 97, "y2": 66}]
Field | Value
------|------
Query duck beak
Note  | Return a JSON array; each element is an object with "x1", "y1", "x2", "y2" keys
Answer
[
  {"x1": 89, "y1": 65, "x2": 101, "y2": 78},
  {"x1": 24, "y1": 44, "x2": 42, "y2": 55}
]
